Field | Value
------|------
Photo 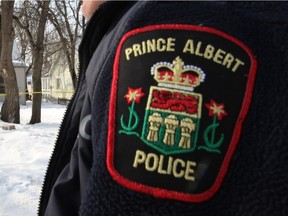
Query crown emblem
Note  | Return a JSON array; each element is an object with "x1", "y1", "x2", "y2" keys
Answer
[{"x1": 151, "y1": 56, "x2": 205, "y2": 92}]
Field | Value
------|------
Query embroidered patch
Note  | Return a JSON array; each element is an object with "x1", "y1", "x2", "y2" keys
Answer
[{"x1": 107, "y1": 24, "x2": 257, "y2": 202}]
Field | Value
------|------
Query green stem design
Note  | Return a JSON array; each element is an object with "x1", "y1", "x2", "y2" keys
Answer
[
  {"x1": 119, "y1": 101, "x2": 139, "y2": 133},
  {"x1": 210, "y1": 115, "x2": 217, "y2": 145},
  {"x1": 128, "y1": 101, "x2": 135, "y2": 128},
  {"x1": 201, "y1": 115, "x2": 224, "y2": 153}
]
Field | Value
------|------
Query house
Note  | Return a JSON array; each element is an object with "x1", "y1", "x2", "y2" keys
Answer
[
  {"x1": 41, "y1": 49, "x2": 76, "y2": 104},
  {"x1": 0, "y1": 41, "x2": 28, "y2": 105}
]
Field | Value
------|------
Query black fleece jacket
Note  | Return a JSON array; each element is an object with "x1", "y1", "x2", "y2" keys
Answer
[{"x1": 39, "y1": 2, "x2": 288, "y2": 216}]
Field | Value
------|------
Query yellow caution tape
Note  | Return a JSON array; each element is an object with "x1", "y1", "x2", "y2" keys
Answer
[{"x1": 0, "y1": 90, "x2": 75, "y2": 97}]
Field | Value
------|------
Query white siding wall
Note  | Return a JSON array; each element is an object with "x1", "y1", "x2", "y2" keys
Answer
[
  {"x1": 0, "y1": 65, "x2": 26, "y2": 105},
  {"x1": 15, "y1": 66, "x2": 26, "y2": 105},
  {"x1": 46, "y1": 51, "x2": 76, "y2": 102}
]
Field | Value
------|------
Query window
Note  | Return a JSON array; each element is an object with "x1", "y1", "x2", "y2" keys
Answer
[{"x1": 56, "y1": 78, "x2": 61, "y2": 90}]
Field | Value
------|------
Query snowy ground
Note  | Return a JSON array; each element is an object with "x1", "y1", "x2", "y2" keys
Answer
[{"x1": 0, "y1": 102, "x2": 66, "y2": 216}]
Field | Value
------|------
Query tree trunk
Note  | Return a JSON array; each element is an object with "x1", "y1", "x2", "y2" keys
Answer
[
  {"x1": 0, "y1": 0, "x2": 20, "y2": 123},
  {"x1": 29, "y1": 0, "x2": 50, "y2": 124},
  {"x1": 30, "y1": 48, "x2": 42, "y2": 124},
  {"x1": 67, "y1": 46, "x2": 77, "y2": 89}
]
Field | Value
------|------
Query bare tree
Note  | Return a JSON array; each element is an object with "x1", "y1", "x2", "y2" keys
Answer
[
  {"x1": 0, "y1": 0, "x2": 20, "y2": 123},
  {"x1": 14, "y1": 0, "x2": 50, "y2": 124},
  {"x1": 48, "y1": 0, "x2": 84, "y2": 89}
]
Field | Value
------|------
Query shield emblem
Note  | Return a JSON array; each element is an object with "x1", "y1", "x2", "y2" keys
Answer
[
  {"x1": 107, "y1": 24, "x2": 257, "y2": 202},
  {"x1": 141, "y1": 81, "x2": 203, "y2": 155}
]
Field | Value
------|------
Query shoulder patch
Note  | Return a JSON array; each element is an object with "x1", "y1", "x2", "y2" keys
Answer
[{"x1": 107, "y1": 24, "x2": 257, "y2": 202}]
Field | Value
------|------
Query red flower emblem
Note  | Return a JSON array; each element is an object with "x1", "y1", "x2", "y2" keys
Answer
[
  {"x1": 205, "y1": 99, "x2": 228, "y2": 121},
  {"x1": 124, "y1": 87, "x2": 145, "y2": 104}
]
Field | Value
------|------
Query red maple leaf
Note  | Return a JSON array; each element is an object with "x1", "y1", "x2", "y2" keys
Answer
[
  {"x1": 205, "y1": 99, "x2": 228, "y2": 121},
  {"x1": 124, "y1": 87, "x2": 145, "y2": 104}
]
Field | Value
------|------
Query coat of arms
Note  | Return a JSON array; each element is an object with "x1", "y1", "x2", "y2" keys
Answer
[{"x1": 141, "y1": 57, "x2": 205, "y2": 154}]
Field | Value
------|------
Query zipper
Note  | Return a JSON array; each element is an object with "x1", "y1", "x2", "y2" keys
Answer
[{"x1": 37, "y1": 61, "x2": 84, "y2": 216}]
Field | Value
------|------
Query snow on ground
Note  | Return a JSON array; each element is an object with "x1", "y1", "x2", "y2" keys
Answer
[{"x1": 0, "y1": 102, "x2": 66, "y2": 216}]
